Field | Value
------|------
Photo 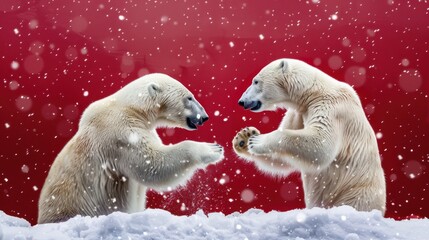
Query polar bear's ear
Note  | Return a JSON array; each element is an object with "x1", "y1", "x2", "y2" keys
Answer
[
  {"x1": 148, "y1": 82, "x2": 162, "y2": 97},
  {"x1": 279, "y1": 60, "x2": 288, "y2": 72}
]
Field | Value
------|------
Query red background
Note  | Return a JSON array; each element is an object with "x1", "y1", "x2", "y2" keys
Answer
[{"x1": 1, "y1": 0, "x2": 428, "y2": 225}]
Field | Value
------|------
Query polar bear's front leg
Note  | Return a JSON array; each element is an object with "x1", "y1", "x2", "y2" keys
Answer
[
  {"x1": 245, "y1": 109, "x2": 303, "y2": 157},
  {"x1": 123, "y1": 140, "x2": 224, "y2": 189},
  {"x1": 180, "y1": 141, "x2": 224, "y2": 164},
  {"x1": 248, "y1": 126, "x2": 339, "y2": 172},
  {"x1": 233, "y1": 127, "x2": 294, "y2": 175}
]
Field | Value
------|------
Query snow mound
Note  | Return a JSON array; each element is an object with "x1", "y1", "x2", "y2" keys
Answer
[{"x1": 1, "y1": 206, "x2": 428, "y2": 240}]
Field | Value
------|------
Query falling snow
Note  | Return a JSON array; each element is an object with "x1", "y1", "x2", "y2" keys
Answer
[
  {"x1": 180, "y1": 203, "x2": 186, "y2": 211},
  {"x1": 15, "y1": 95, "x2": 33, "y2": 112},
  {"x1": 376, "y1": 132, "x2": 383, "y2": 139},
  {"x1": 0, "y1": 0, "x2": 427, "y2": 226},
  {"x1": 241, "y1": 189, "x2": 255, "y2": 203},
  {"x1": 328, "y1": 55, "x2": 343, "y2": 70},
  {"x1": 128, "y1": 132, "x2": 140, "y2": 145},
  {"x1": 8, "y1": 81, "x2": 19, "y2": 90},
  {"x1": 10, "y1": 61, "x2": 19, "y2": 70},
  {"x1": 28, "y1": 19, "x2": 39, "y2": 29},
  {"x1": 330, "y1": 14, "x2": 338, "y2": 20},
  {"x1": 21, "y1": 165, "x2": 29, "y2": 174},
  {"x1": 80, "y1": 47, "x2": 88, "y2": 55}
]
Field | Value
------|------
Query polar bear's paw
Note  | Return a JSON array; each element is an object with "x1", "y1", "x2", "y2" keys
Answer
[
  {"x1": 248, "y1": 134, "x2": 268, "y2": 155},
  {"x1": 232, "y1": 127, "x2": 260, "y2": 154},
  {"x1": 199, "y1": 143, "x2": 224, "y2": 164}
]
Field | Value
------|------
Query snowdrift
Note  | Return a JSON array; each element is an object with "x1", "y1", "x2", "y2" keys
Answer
[{"x1": 1, "y1": 206, "x2": 427, "y2": 240}]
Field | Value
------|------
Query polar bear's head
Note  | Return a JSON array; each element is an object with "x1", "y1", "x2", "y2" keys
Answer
[
  {"x1": 116, "y1": 73, "x2": 209, "y2": 130},
  {"x1": 238, "y1": 58, "x2": 315, "y2": 112}
]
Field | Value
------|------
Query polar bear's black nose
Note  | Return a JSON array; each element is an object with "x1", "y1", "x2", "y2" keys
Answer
[
  {"x1": 238, "y1": 100, "x2": 245, "y2": 107},
  {"x1": 202, "y1": 116, "x2": 209, "y2": 123}
]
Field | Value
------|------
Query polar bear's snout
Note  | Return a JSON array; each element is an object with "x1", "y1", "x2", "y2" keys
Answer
[
  {"x1": 185, "y1": 98, "x2": 209, "y2": 129},
  {"x1": 238, "y1": 99, "x2": 262, "y2": 111},
  {"x1": 238, "y1": 82, "x2": 263, "y2": 111},
  {"x1": 238, "y1": 94, "x2": 262, "y2": 111},
  {"x1": 186, "y1": 115, "x2": 208, "y2": 129}
]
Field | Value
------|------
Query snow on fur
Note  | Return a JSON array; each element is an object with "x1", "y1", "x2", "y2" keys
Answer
[{"x1": 1, "y1": 206, "x2": 428, "y2": 240}]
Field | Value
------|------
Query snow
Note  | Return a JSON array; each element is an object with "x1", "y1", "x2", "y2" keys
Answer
[
  {"x1": 10, "y1": 61, "x2": 19, "y2": 70},
  {"x1": 1, "y1": 206, "x2": 428, "y2": 240},
  {"x1": 330, "y1": 14, "x2": 338, "y2": 21},
  {"x1": 240, "y1": 189, "x2": 255, "y2": 203}
]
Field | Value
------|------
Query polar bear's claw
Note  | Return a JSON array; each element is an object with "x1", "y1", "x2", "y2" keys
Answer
[
  {"x1": 199, "y1": 143, "x2": 224, "y2": 164},
  {"x1": 248, "y1": 135, "x2": 266, "y2": 155}
]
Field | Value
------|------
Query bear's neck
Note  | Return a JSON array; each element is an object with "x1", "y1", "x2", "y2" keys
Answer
[
  {"x1": 292, "y1": 68, "x2": 334, "y2": 111},
  {"x1": 96, "y1": 97, "x2": 159, "y2": 130},
  {"x1": 110, "y1": 92, "x2": 160, "y2": 129},
  {"x1": 119, "y1": 104, "x2": 158, "y2": 129}
]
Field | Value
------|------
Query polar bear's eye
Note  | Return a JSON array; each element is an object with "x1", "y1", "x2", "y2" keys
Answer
[
  {"x1": 187, "y1": 96, "x2": 193, "y2": 101},
  {"x1": 254, "y1": 80, "x2": 259, "y2": 85}
]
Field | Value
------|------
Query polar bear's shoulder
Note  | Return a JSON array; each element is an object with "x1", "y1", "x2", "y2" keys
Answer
[{"x1": 79, "y1": 98, "x2": 122, "y2": 129}]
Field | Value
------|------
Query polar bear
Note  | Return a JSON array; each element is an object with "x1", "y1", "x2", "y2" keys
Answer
[
  {"x1": 233, "y1": 59, "x2": 386, "y2": 214},
  {"x1": 38, "y1": 73, "x2": 224, "y2": 223}
]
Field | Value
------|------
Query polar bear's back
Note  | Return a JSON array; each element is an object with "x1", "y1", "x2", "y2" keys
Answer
[{"x1": 301, "y1": 62, "x2": 385, "y2": 213}]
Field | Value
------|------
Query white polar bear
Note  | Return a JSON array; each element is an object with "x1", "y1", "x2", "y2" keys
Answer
[
  {"x1": 38, "y1": 73, "x2": 224, "y2": 223},
  {"x1": 233, "y1": 59, "x2": 386, "y2": 214}
]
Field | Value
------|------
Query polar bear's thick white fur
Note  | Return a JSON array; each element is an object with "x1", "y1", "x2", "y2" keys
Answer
[
  {"x1": 38, "y1": 73, "x2": 224, "y2": 223},
  {"x1": 233, "y1": 59, "x2": 386, "y2": 214}
]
